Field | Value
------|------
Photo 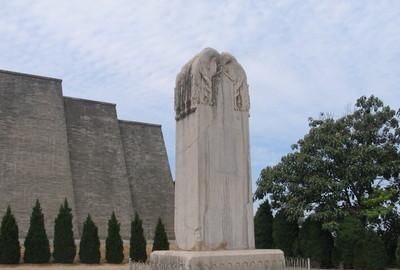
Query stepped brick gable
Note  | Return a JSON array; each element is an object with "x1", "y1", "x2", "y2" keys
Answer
[{"x1": 0, "y1": 69, "x2": 175, "y2": 240}]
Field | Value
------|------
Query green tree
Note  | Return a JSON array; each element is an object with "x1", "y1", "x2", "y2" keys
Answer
[
  {"x1": 335, "y1": 216, "x2": 365, "y2": 268},
  {"x1": 130, "y1": 212, "x2": 147, "y2": 262},
  {"x1": 353, "y1": 230, "x2": 387, "y2": 270},
  {"x1": 53, "y1": 199, "x2": 76, "y2": 263},
  {"x1": 254, "y1": 200, "x2": 274, "y2": 249},
  {"x1": 106, "y1": 212, "x2": 124, "y2": 263},
  {"x1": 0, "y1": 206, "x2": 20, "y2": 264},
  {"x1": 152, "y1": 218, "x2": 169, "y2": 251},
  {"x1": 379, "y1": 212, "x2": 400, "y2": 267},
  {"x1": 396, "y1": 236, "x2": 400, "y2": 267},
  {"x1": 272, "y1": 210, "x2": 298, "y2": 256},
  {"x1": 255, "y1": 96, "x2": 400, "y2": 228},
  {"x1": 79, "y1": 215, "x2": 100, "y2": 264},
  {"x1": 23, "y1": 200, "x2": 50, "y2": 263},
  {"x1": 299, "y1": 217, "x2": 334, "y2": 268}
]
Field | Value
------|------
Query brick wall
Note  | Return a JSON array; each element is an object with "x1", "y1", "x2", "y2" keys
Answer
[
  {"x1": 0, "y1": 69, "x2": 175, "y2": 240},
  {"x1": 64, "y1": 97, "x2": 133, "y2": 239},
  {"x1": 119, "y1": 121, "x2": 175, "y2": 240},
  {"x1": 0, "y1": 70, "x2": 78, "y2": 237}
]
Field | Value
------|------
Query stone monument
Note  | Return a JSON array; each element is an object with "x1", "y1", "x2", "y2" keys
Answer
[{"x1": 150, "y1": 48, "x2": 285, "y2": 270}]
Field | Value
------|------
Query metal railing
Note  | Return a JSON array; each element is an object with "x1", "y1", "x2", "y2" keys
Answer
[
  {"x1": 285, "y1": 257, "x2": 310, "y2": 270},
  {"x1": 129, "y1": 258, "x2": 150, "y2": 270},
  {"x1": 128, "y1": 256, "x2": 310, "y2": 270}
]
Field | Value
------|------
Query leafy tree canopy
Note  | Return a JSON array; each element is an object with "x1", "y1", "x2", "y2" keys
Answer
[{"x1": 255, "y1": 96, "x2": 400, "y2": 229}]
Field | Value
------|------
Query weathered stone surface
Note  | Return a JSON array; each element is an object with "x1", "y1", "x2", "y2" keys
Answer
[
  {"x1": 119, "y1": 120, "x2": 175, "y2": 240},
  {"x1": 150, "y1": 250, "x2": 285, "y2": 270},
  {"x1": 0, "y1": 70, "x2": 78, "y2": 237},
  {"x1": 174, "y1": 48, "x2": 254, "y2": 250},
  {"x1": 0, "y1": 69, "x2": 175, "y2": 239},
  {"x1": 64, "y1": 97, "x2": 133, "y2": 239}
]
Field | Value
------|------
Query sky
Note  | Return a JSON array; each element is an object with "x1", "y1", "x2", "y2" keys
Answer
[{"x1": 1, "y1": 1, "x2": 400, "y2": 208}]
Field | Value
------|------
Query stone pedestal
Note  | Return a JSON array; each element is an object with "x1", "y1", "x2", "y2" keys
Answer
[{"x1": 150, "y1": 250, "x2": 285, "y2": 270}]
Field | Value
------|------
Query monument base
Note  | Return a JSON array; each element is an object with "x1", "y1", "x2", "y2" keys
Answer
[{"x1": 150, "y1": 249, "x2": 285, "y2": 270}]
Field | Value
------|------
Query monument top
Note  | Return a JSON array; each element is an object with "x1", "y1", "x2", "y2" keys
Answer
[{"x1": 175, "y1": 48, "x2": 250, "y2": 121}]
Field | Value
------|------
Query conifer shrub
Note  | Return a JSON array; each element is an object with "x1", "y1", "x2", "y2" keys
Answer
[
  {"x1": 53, "y1": 199, "x2": 76, "y2": 263},
  {"x1": 380, "y1": 213, "x2": 400, "y2": 267},
  {"x1": 299, "y1": 217, "x2": 334, "y2": 268},
  {"x1": 0, "y1": 206, "x2": 20, "y2": 264},
  {"x1": 152, "y1": 218, "x2": 169, "y2": 251},
  {"x1": 130, "y1": 212, "x2": 147, "y2": 262},
  {"x1": 79, "y1": 215, "x2": 100, "y2": 264},
  {"x1": 353, "y1": 230, "x2": 387, "y2": 270},
  {"x1": 272, "y1": 210, "x2": 299, "y2": 256},
  {"x1": 395, "y1": 237, "x2": 400, "y2": 267},
  {"x1": 319, "y1": 226, "x2": 335, "y2": 268},
  {"x1": 334, "y1": 216, "x2": 365, "y2": 269},
  {"x1": 23, "y1": 200, "x2": 50, "y2": 263},
  {"x1": 254, "y1": 200, "x2": 274, "y2": 249},
  {"x1": 106, "y1": 212, "x2": 124, "y2": 263}
]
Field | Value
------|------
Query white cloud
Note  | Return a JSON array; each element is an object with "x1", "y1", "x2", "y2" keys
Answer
[{"x1": 1, "y1": 0, "x2": 400, "y2": 207}]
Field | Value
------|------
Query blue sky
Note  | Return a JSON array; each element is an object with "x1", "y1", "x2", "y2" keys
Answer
[{"x1": 1, "y1": 1, "x2": 400, "y2": 208}]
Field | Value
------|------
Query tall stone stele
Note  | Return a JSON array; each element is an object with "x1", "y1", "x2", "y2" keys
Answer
[
  {"x1": 150, "y1": 48, "x2": 284, "y2": 270},
  {"x1": 175, "y1": 48, "x2": 253, "y2": 251}
]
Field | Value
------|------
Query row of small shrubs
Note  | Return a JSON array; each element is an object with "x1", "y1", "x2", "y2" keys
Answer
[
  {"x1": 0, "y1": 199, "x2": 169, "y2": 264},
  {"x1": 255, "y1": 200, "x2": 390, "y2": 270}
]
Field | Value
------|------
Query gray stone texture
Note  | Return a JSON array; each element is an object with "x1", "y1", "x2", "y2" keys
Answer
[
  {"x1": 0, "y1": 70, "x2": 78, "y2": 237},
  {"x1": 150, "y1": 250, "x2": 285, "y2": 270},
  {"x1": 150, "y1": 48, "x2": 284, "y2": 270},
  {"x1": 174, "y1": 48, "x2": 254, "y2": 251},
  {"x1": 119, "y1": 121, "x2": 175, "y2": 240},
  {"x1": 63, "y1": 97, "x2": 134, "y2": 239},
  {"x1": 0, "y1": 69, "x2": 175, "y2": 240}
]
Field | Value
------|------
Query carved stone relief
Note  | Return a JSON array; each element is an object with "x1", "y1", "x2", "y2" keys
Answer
[{"x1": 175, "y1": 48, "x2": 250, "y2": 120}]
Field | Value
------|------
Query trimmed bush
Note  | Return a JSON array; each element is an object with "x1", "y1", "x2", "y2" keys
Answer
[
  {"x1": 353, "y1": 230, "x2": 387, "y2": 270},
  {"x1": 380, "y1": 213, "x2": 400, "y2": 267},
  {"x1": 272, "y1": 210, "x2": 299, "y2": 256},
  {"x1": 79, "y1": 215, "x2": 100, "y2": 264},
  {"x1": 106, "y1": 212, "x2": 124, "y2": 263},
  {"x1": 130, "y1": 212, "x2": 147, "y2": 262},
  {"x1": 23, "y1": 200, "x2": 50, "y2": 263},
  {"x1": 53, "y1": 199, "x2": 76, "y2": 263},
  {"x1": 299, "y1": 217, "x2": 334, "y2": 268},
  {"x1": 254, "y1": 200, "x2": 274, "y2": 249},
  {"x1": 335, "y1": 216, "x2": 365, "y2": 268},
  {"x1": 0, "y1": 206, "x2": 20, "y2": 264},
  {"x1": 320, "y1": 226, "x2": 335, "y2": 268},
  {"x1": 152, "y1": 218, "x2": 169, "y2": 251},
  {"x1": 396, "y1": 237, "x2": 400, "y2": 267}
]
